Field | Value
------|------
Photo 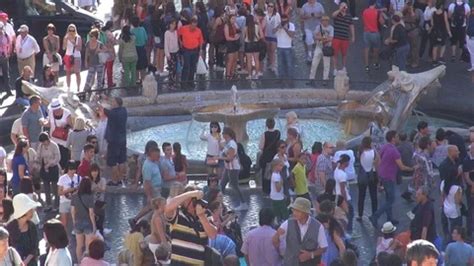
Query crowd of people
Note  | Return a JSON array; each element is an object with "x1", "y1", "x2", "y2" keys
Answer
[{"x1": 0, "y1": 0, "x2": 473, "y2": 100}]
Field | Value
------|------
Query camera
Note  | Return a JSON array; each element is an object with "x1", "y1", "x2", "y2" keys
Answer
[{"x1": 192, "y1": 198, "x2": 208, "y2": 208}]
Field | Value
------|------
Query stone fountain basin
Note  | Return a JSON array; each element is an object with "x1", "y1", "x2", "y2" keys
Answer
[{"x1": 192, "y1": 103, "x2": 280, "y2": 122}]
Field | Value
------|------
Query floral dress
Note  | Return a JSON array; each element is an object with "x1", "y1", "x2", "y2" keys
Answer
[{"x1": 411, "y1": 150, "x2": 434, "y2": 193}]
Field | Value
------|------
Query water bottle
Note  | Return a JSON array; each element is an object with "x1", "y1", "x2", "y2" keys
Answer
[{"x1": 249, "y1": 180, "x2": 256, "y2": 188}]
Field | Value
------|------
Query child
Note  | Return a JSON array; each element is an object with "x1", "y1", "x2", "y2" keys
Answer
[
  {"x1": 270, "y1": 159, "x2": 288, "y2": 223},
  {"x1": 376, "y1": 222, "x2": 401, "y2": 256},
  {"x1": 292, "y1": 153, "x2": 311, "y2": 202}
]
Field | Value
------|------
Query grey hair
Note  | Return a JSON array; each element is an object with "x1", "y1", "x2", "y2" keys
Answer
[{"x1": 0, "y1": 227, "x2": 9, "y2": 240}]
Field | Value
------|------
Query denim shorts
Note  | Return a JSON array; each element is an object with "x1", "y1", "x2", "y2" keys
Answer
[
  {"x1": 363, "y1": 32, "x2": 382, "y2": 49},
  {"x1": 59, "y1": 201, "x2": 71, "y2": 214},
  {"x1": 75, "y1": 219, "x2": 93, "y2": 235}
]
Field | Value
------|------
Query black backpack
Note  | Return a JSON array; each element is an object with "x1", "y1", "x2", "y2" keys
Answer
[
  {"x1": 452, "y1": 2, "x2": 466, "y2": 28},
  {"x1": 223, "y1": 218, "x2": 244, "y2": 257},
  {"x1": 237, "y1": 143, "x2": 252, "y2": 181}
]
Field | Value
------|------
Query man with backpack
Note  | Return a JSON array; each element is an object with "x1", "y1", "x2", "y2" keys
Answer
[{"x1": 448, "y1": 0, "x2": 470, "y2": 61}]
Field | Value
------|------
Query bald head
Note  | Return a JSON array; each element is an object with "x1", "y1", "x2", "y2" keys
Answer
[{"x1": 447, "y1": 145, "x2": 460, "y2": 160}]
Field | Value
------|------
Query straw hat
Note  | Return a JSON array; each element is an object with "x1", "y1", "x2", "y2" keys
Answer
[
  {"x1": 381, "y1": 221, "x2": 397, "y2": 234},
  {"x1": 12, "y1": 193, "x2": 41, "y2": 220},
  {"x1": 289, "y1": 197, "x2": 311, "y2": 214},
  {"x1": 49, "y1": 98, "x2": 62, "y2": 111}
]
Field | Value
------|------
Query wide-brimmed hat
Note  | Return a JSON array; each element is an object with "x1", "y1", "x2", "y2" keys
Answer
[
  {"x1": 381, "y1": 221, "x2": 397, "y2": 234},
  {"x1": 289, "y1": 197, "x2": 311, "y2": 214},
  {"x1": 12, "y1": 193, "x2": 41, "y2": 220},
  {"x1": 49, "y1": 98, "x2": 62, "y2": 110},
  {"x1": 17, "y1": 24, "x2": 29, "y2": 33}
]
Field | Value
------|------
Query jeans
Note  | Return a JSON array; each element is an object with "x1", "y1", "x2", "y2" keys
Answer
[
  {"x1": 358, "y1": 175, "x2": 378, "y2": 217},
  {"x1": 0, "y1": 56, "x2": 11, "y2": 93},
  {"x1": 122, "y1": 60, "x2": 137, "y2": 87},
  {"x1": 277, "y1": 48, "x2": 294, "y2": 79},
  {"x1": 394, "y1": 44, "x2": 410, "y2": 71},
  {"x1": 221, "y1": 169, "x2": 244, "y2": 203},
  {"x1": 84, "y1": 64, "x2": 104, "y2": 93},
  {"x1": 182, "y1": 49, "x2": 199, "y2": 89},
  {"x1": 309, "y1": 47, "x2": 331, "y2": 80},
  {"x1": 372, "y1": 179, "x2": 396, "y2": 222}
]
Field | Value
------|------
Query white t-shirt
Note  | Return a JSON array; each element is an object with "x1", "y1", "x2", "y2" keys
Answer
[
  {"x1": 333, "y1": 150, "x2": 356, "y2": 181},
  {"x1": 200, "y1": 133, "x2": 222, "y2": 156},
  {"x1": 270, "y1": 172, "x2": 285, "y2": 200},
  {"x1": 440, "y1": 180, "x2": 461, "y2": 218},
  {"x1": 65, "y1": 35, "x2": 82, "y2": 57},
  {"x1": 275, "y1": 22, "x2": 295, "y2": 49},
  {"x1": 360, "y1": 149, "x2": 376, "y2": 172},
  {"x1": 45, "y1": 247, "x2": 72, "y2": 266},
  {"x1": 334, "y1": 167, "x2": 351, "y2": 201},
  {"x1": 57, "y1": 174, "x2": 81, "y2": 203},
  {"x1": 222, "y1": 140, "x2": 240, "y2": 170},
  {"x1": 15, "y1": 34, "x2": 40, "y2": 59}
]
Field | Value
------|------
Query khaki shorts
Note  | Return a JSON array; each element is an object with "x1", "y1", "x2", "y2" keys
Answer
[{"x1": 59, "y1": 200, "x2": 71, "y2": 214}]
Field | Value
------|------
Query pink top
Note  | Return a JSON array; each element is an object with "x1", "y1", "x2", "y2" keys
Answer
[
  {"x1": 80, "y1": 257, "x2": 111, "y2": 266},
  {"x1": 164, "y1": 30, "x2": 179, "y2": 58}
]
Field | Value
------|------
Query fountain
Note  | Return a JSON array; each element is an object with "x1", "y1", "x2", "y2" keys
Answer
[{"x1": 192, "y1": 85, "x2": 280, "y2": 142}]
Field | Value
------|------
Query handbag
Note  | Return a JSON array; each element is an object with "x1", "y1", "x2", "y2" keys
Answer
[
  {"x1": 196, "y1": 56, "x2": 208, "y2": 75},
  {"x1": 51, "y1": 119, "x2": 69, "y2": 141},
  {"x1": 320, "y1": 25, "x2": 334, "y2": 57}
]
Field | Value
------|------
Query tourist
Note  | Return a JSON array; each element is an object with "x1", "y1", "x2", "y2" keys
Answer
[
  {"x1": 376, "y1": 221, "x2": 401, "y2": 256},
  {"x1": 293, "y1": 153, "x2": 311, "y2": 202},
  {"x1": 286, "y1": 127, "x2": 302, "y2": 170},
  {"x1": 11, "y1": 139, "x2": 29, "y2": 195},
  {"x1": 102, "y1": 21, "x2": 117, "y2": 89},
  {"x1": 118, "y1": 25, "x2": 138, "y2": 87},
  {"x1": 370, "y1": 130, "x2": 413, "y2": 227},
  {"x1": 83, "y1": 28, "x2": 105, "y2": 99},
  {"x1": 259, "y1": 118, "x2": 281, "y2": 195},
  {"x1": 71, "y1": 178, "x2": 96, "y2": 261},
  {"x1": 465, "y1": 142, "x2": 474, "y2": 236},
  {"x1": 133, "y1": 140, "x2": 158, "y2": 189},
  {"x1": 406, "y1": 239, "x2": 439, "y2": 265},
  {"x1": 419, "y1": 0, "x2": 436, "y2": 61},
  {"x1": 200, "y1": 121, "x2": 223, "y2": 177},
  {"x1": 270, "y1": 159, "x2": 288, "y2": 223},
  {"x1": 242, "y1": 208, "x2": 281, "y2": 265},
  {"x1": 403, "y1": 1, "x2": 422, "y2": 69},
  {"x1": 431, "y1": 128, "x2": 449, "y2": 168},
  {"x1": 219, "y1": 127, "x2": 248, "y2": 210},
  {"x1": 148, "y1": 197, "x2": 169, "y2": 261},
  {"x1": 317, "y1": 212, "x2": 345, "y2": 265},
  {"x1": 334, "y1": 154, "x2": 355, "y2": 235},
  {"x1": 178, "y1": 16, "x2": 204, "y2": 88},
  {"x1": 274, "y1": 140, "x2": 291, "y2": 199},
  {"x1": 0, "y1": 21, "x2": 12, "y2": 99},
  {"x1": 77, "y1": 144, "x2": 95, "y2": 178},
  {"x1": 173, "y1": 142, "x2": 188, "y2": 184},
  {"x1": 63, "y1": 24, "x2": 82, "y2": 92},
  {"x1": 286, "y1": 110, "x2": 301, "y2": 136},
  {"x1": 42, "y1": 65, "x2": 56, "y2": 87},
  {"x1": 6, "y1": 193, "x2": 40, "y2": 266},
  {"x1": 430, "y1": 3, "x2": 451, "y2": 65},
  {"x1": 196, "y1": 2, "x2": 209, "y2": 60},
  {"x1": 42, "y1": 23, "x2": 61, "y2": 80},
  {"x1": 225, "y1": 14, "x2": 241, "y2": 80},
  {"x1": 466, "y1": 7, "x2": 474, "y2": 71},
  {"x1": 0, "y1": 169, "x2": 6, "y2": 197},
  {"x1": 447, "y1": 0, "x2": 470, "y2": 61},
  {"x1": 57, "y1": 160, "x2": 81, "y2": 228},
  {"x1": 357, "y1": 136, "x2": 378, "y2": 221},
  {"x1": 444, "y1": 226, "x2": 474, "y2": 265},
  {"x1": 362, "y1": 0, "x2": 381, "y2": 72},
  {"x1": 44, "y1": 219, "x2": 72, "y2": 265},
  {"x1": 397, "y1": 133, "x2": 414, "y2": 200},
  {"x1": 275, "y1": 14, "x2": 296, "y2": 80},
  {"x1": 236, "y1": 7, "x2": 248, "y2": 75},
  {"x1": 272, "y1": 197, "x2": 328, "y2": 265},
  {"x1": 164, "y1": 19, "x2": 179, "y2": 89},
  {"x1": 332, "y1": 2, "x2": 355, "y2": 74},
  {"x1": 164, "y1": 187, "x2": 217, "y2": 264},
  {"x1": 160, "y1": 142, "x2": 177, "y2": 197},
  {"x1": 130, "y1": 146, "x2": 162, "y2": 227},
  {"x1": 80, "y1": 239, "x2": 110, "y2": 266},
  {"x1": 413, "y1": 120, "x2": 429, "y2": 149},
  {"x1": 411, "y1": 136, "x2": 435, "y2": 196},
  {"x1": 90, "y1": 164, "x2": 107, "y2": 236},
  {"x1": 410, "y1": 186, "x2": 437, "y2": 242},
  {"x1": 439, "y1": 145, "x2": 461, "y2": 182},
  {"x1": 301, "y1": 0, "x2": 325, "y2": 64},
  {"x1": 209, "y1": 9, "x2": 226, "y2": 71},
  {"x1": 333, "y1": 140, "x2": 356, "y2": 181},
  {"x1": 446, "y1": 130, "x2": 468, "y2": 159},
  {"x1": 265, "y1": 3, "x2": 281, "y2": 72},
  {"x1": 440, "y1": 167, "x2": 463, "y2": 239},
  {"x1": 1, "y1": 199, "x2": 13, "y2": 224},
  {"x1": 123, "y1": 220, "x2": 150, "y2": 266},
  {"x1": 65, "y1": 117, "x2": 91, "y2": 163},
  {"x1": 130, "y1": 16, "x2": 148, "y2": 84},
  {"x1": 0, "y1": 227, "x2": 22, "y2": 264},
  {"x1": 37, "y1": 132, "x2": 60, "y2": 212},
  {"x1": 309, "y1": 15, "x2": 332, "y2": 86},
  {"x1": 243, "y1": 14, "x2": 262, "y2": 79},
  {"x1": 21, "y1": 95, "x2": 45, "y2": 150},
  {"x1": 15, "y1": 25, "x2": 40, "y2": 76},
  {"x1": 14, "y1": 66, "x2": 33, "y2": 107},
  {"x1": 100, "y1": 97, "x2": 127, "y2": 186},
  {"x1": 316, "y1": 179, "x2": 348, "y2": 214},
  {"x1": 316, "y1": 142, "x2": 336, "y2": 193},
  {"x1": 47, "y1": 98, "x2": 72, "y2": 169},
  {"x1": 209, "y1": 234, "x2": 237, "y2": 260},
  {"x1": 385, "y1": 14, "x2": 409, "y2": 71}
]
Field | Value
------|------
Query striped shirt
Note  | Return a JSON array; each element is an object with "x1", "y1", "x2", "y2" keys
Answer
[
  {"x1": 333, "y1": 12, "x2": 353, "y2": 40},
  {"x1": 169, "y1": 208, "x2": 209, "y2": 265}
]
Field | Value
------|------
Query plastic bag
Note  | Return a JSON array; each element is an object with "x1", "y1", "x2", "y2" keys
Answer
[{"x1": 196, "y1": 56, "x2": 208, "y2": 75}]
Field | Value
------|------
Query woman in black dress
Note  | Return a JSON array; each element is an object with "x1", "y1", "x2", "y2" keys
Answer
[{"x1": 259, "y1": 118, "x2": 281, "y2": 195}]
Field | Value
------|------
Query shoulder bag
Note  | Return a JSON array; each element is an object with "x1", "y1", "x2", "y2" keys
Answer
[
  {"x1": 320, "y1": 25, "x2": 334, "y2": 57},
  {"x1": 51, "y1": 118, "x2": 69, "y2": 141}
]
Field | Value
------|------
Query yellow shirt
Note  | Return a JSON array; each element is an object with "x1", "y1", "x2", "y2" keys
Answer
[{"x1": 292, "y1": 163, "x2": 309, "y2": 195}]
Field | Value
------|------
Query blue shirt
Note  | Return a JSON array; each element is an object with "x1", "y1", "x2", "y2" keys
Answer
[
  {"x1": 445, "y1": 241, "x2": 474, "y2": 266},
  {"x1": 142, "y1": 158, "x2": 162, "y2": 188},
  {"x1": 209, "y1": 234, "x2": 236, "y2": 258},
  {"x1": 159, "y1": 157, "x2": 176, "y2": 187},
  {"x1": 11, "y1": 155, "x2": 28, "y2": 187},
  {"x1": 104, "y1": 107, "x2": 127, "y2": 144}
]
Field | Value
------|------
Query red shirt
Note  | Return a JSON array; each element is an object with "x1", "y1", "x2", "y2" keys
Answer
[
  {"x1": 77, "y1": 159, "x2": 91, "y2": 178},
  {"x1": 178, "y1": 25, "x2": 204, "y2": 50},
  {"x1": 362, "y1": 7, "x2": 379, "y2": 33}
]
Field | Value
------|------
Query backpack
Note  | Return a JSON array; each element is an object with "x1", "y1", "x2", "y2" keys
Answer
[
  {"x1": 452, "y1": 2, "x2": 466, "y2": 27},
  {"x1": 237, "y1": 143, "x2": 252, "y2": 181},
  {"x1": 223, "y1": 218, "x2": 244, "y2": 257}
]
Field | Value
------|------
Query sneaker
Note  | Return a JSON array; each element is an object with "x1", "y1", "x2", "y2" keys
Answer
[
  {"x1": 103, "y1": 228, "x2": 113, "y2": 235},
  {"x1": 234, "y1": 203, "x2": 249, "y2": 211},
  {"x1": 352, "y1": 17, "x2": 359, "y2": 21},
  {"x1": 373, "y1": 63, "x2": 380, "y2": 70},
  {"x1": 365, "y1": 65, "x2": 370, "y2": 72}
]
